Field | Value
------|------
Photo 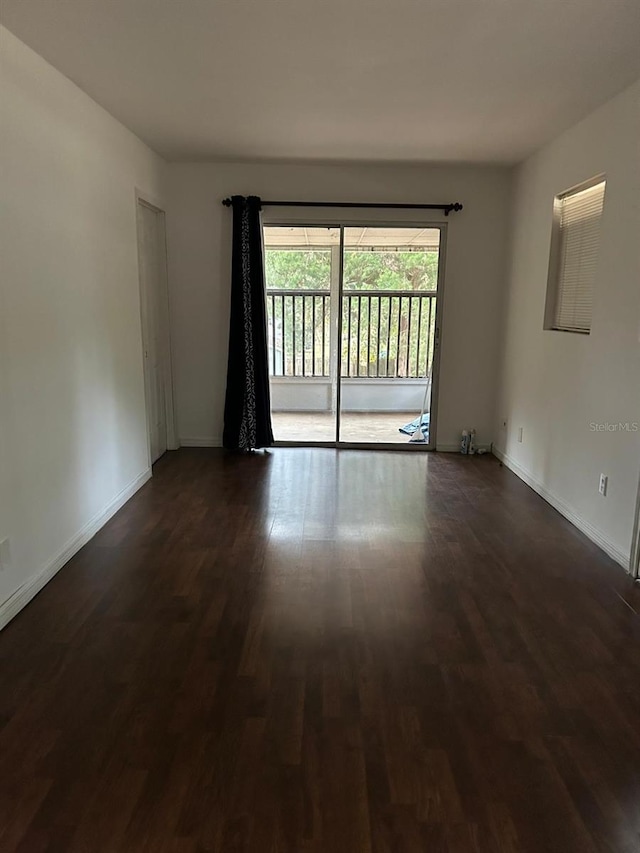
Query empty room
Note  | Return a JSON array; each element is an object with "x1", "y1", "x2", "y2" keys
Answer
[{"x1": 1, "y1": 2, "x2": 640, "y2": 851}]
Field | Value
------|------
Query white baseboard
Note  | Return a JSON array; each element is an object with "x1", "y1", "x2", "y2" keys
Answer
[
  {"x1": 0, "y1": 468, "x2": 152, "y2": 632},
  {"x1": 436, "y1": 443, "x2": 492, "y2": 453},
  {"x1": 179, "y1": 436, "x2": 222, "y2": 447},
  {"x1": 493, "y1": 447, "x2": 629, "y2": 570},
  {"x1": 181, "y1": 439, "x2": 491, "y2": 453}
]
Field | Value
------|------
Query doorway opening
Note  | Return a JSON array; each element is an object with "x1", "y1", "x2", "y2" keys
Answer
[
  {"x1": 264, "y1": 224, "x2": 445, "y2": 448},
  {"x1": 136, "y1": 197, "x2": 176, "y2": 464}
]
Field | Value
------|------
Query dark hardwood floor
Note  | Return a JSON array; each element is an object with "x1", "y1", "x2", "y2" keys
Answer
[{"x1": 1, "y1": 448, "x2": 639, "y2": 852}]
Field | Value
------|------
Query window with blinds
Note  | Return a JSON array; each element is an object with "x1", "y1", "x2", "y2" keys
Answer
[{"x1": 545, "y1": 177, "x2": 606, "y2": 334}]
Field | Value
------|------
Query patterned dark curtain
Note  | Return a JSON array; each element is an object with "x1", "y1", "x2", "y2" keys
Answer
[{"x1": 223, "y1": 196, "x2": 274, "y2": 450}]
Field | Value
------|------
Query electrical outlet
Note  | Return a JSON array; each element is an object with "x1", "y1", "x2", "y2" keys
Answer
[
  {"x1": 0, "y1": 538, "x2": 10, "y2": 571},
  {"x1": 599, "y1": 474, "x2": 608, "y2": 496},
  {"x1": 517, "y1": 427, "x2": 524, "y2": 443}
]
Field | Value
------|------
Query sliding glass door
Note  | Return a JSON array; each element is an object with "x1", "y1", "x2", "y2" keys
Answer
[{"x1": 264, "y1": 223, "x2": 445, "y2": 449}]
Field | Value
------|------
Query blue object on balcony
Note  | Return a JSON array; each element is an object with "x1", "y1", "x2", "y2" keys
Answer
[{"x1": 399, "y1": 413, "x2": 430, "y2": 436}]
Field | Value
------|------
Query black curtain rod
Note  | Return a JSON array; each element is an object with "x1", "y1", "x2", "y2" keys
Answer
[{"x1": 222, "y1": 198, "x2": 463, "y2": 215}]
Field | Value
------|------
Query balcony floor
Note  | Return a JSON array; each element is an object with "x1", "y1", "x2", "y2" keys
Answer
[{"x1": 272, "y1": 411, "x2": 426, "y2": 444}]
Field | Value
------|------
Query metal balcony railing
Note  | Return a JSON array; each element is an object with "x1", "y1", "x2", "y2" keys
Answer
[{"x1": 267, "y1": 290, "x2": 436, "y2": 379}]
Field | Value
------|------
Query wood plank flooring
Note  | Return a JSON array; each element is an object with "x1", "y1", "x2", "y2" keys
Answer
[{"x1": 1, "y1": 448, "x2": 639, "y2": 852}]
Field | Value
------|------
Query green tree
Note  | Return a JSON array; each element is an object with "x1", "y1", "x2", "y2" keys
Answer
[
  {"x1": 265, "y1": 250, "x2": 331, "y2": 291},
  {"x1": 343, "y1": 250, "x2": 438, "y2": 292},
  {"x1": 265, "y1": 248, "x2": 438, "y2": 292}
]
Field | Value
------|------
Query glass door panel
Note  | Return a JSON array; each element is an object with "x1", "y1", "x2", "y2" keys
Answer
[
  {"x1": 338, "y1": 227, "x2": 441, "y2": 447},
  {"x1": 264, "y1": 226, "x2": 340, "y2": 443}
]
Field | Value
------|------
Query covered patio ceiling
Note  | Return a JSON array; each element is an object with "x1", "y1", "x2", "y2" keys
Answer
[{"x1": 263, "y1": 226, "x2": 440, "y2": 251}]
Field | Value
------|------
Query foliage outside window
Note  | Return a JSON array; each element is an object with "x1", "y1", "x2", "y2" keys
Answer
[{"x1": 265, "y1": 248, "x2": 439, "y2": 378}]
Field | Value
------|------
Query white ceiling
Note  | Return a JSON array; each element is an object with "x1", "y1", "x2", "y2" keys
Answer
[{"x1": 3, "y1": 0, "x2": 640, "y2": 164}]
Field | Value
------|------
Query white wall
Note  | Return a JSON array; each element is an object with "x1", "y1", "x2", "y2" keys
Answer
[
  {"x1": 0, "y1": 28, "x2": 169, "y2": 626},
  {"x1": 270, "y1": 378, "x2": 427, "y2": 413},
  {"x1": 166, "y1": 161, "x2": 511, "y2": 448},
  {"x1": 495, "y1": 80, "x2": 640, "y2": 567}
]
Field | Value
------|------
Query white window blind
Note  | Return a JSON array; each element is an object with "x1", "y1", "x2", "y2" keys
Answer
[{"x1": 552, "y1": 180, "x2": 606, "y2": 333}]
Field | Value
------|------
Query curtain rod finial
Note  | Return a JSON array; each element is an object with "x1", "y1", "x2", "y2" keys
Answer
[{"x1": 222, "y1": 197, "x2": 232, "y2": 207}]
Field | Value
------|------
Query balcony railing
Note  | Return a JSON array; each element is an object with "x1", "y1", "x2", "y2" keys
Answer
[{"x1": 267, "y1": 289, "x2": 436, "y2": 379}]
